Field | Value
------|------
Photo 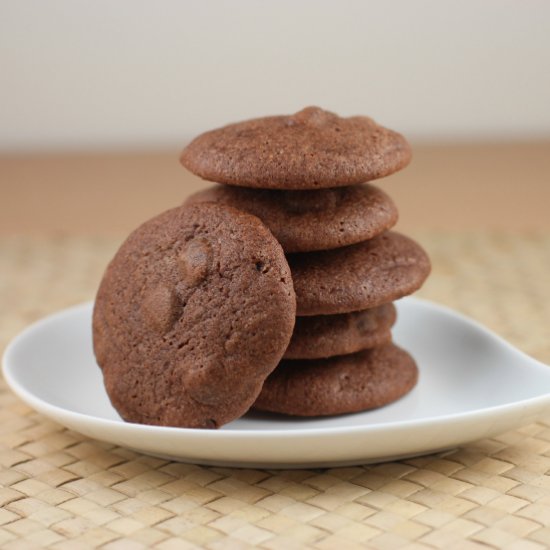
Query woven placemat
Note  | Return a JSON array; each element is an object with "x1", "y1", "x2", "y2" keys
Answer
[{"x1": 1, "y1": 233, "x2": 550, "y2": 549}]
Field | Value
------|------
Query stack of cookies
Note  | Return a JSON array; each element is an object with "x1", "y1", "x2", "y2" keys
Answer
[
  {"x1": 182, "y1": 107, "x2": 430, "y2": 418},
  {"x1": 93, "y1": 107, "x2": 430, "y2": 429}
]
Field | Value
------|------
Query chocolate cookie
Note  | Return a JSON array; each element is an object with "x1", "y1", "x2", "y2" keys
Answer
[
  {"x1": 285, "y1": 303, "x2": 396, "y2": 360},
  {"x1": 254, "y1": 344, "x2": 418, "y2": 416},
  {"x1": 180, "y1": 106, "x2": 411, "y2": 189},
  {"x1": 93, "y1": 202, "x2": 296, "y2": 429},
  {"x1": 289, "y1": 231, "x2": 431, "y2": 316},
  {"x1": 185, "y1": 184, "x2": 398, "y2": 253}
]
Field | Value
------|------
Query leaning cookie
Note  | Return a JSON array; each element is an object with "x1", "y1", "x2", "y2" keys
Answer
[
  {"x1": 93, "y1": 202, "x2": 296, "y2": 429},
  {"x1": 180, "y1": 106, "x2": 411, "y2": 189},
  {"x1": 285, "y1": 303, "x2": 396, "y2": 360},
  {"x1": 289, "y1": 231, "x2": 431, "y2": 316},
  {"x1": 254, "y1": 344, "x2": 418, "y2": 417},
  {"x1": 185, "y1": 184, "x2": 398, "y2": 253}
]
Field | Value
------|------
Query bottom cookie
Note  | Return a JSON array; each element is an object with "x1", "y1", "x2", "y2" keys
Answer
[{"x1": 253, "y1": 344, "x2": 418, "y2": 417}]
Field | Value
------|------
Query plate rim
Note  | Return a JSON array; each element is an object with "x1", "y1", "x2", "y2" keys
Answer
[{"x1": 3, "y1": 297, "x2": 550, "y2": 440}]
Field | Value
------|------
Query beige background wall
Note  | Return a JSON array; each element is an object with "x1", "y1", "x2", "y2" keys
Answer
[{"x1": 2, "y1": 0, "x2": 550, "y2": 152}]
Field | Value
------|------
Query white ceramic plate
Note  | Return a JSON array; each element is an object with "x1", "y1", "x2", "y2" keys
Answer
[{"x1": 3, "y1": 298, "x2": 550, "y2": 468}]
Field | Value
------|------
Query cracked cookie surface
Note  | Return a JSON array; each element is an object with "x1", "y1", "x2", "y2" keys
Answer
[{"x1": 93, "y1": 202, "x2": 296, "y2": 428}]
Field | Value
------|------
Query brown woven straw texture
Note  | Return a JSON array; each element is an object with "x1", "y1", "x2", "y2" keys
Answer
[{"x1": 1, "y1": 233, "x2": 550, "y2": 549}]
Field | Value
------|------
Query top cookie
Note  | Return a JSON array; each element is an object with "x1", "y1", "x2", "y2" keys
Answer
[
  {"x1": 180, "y1": 106, "x2": 411, "y2": 190},
  {"x1": 93, "y1": 202, "x2": 296, "y2": 429}
]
